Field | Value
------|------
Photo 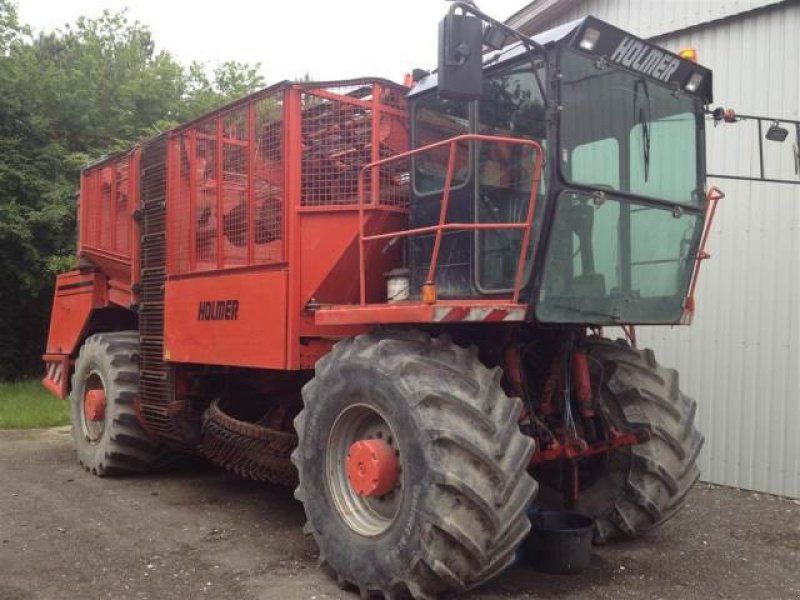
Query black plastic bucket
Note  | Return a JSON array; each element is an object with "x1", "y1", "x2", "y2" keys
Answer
[{"x1": 525, "y1": 511, "x2": 594, "y2": 574}]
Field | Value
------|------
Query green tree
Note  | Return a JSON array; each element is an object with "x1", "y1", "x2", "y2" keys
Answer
[
  {"x1": 0, "y1": 0, "x2": 265, "y2": 379},
  {"x1": 181, "y1": 59, "x2": 265, "y2": 118}
]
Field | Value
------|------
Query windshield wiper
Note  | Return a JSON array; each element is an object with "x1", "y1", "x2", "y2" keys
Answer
[
  {"x1": 640, "y1": 109, "x2": 651, "y2": 181},
  {"x1": 634, "y1": 79, "x2": 652, "y2": 182}
]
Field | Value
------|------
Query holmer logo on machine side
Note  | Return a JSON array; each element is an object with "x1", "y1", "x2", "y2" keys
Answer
[
  {"x1": 609, "y1": 36, "x2": 681, "y2": 83},
  {"x1": 198, "y1": 299, "x2": 240, "y2": 321}
]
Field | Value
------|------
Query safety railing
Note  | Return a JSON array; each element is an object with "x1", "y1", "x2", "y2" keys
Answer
[
  {"x1": 80, "y1": 153, "x2": 136, "y2": 263},
  {"x1": 357, "y1": 134, "x2": 545, "y2": 305},
  {"x1": 682, "y1": 185, "x2": 724, "y2": 323}
]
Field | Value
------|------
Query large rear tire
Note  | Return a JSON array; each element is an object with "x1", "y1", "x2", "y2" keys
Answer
[
  {"x1": 292, "y1": 331, "x2": 537, "y2": 599},
  {"x1": 69, "y1": 331, "x2": 171, "y2": 476},
  {"x1": 536, "y1": 337, "x2": 704, "y2": 542}
]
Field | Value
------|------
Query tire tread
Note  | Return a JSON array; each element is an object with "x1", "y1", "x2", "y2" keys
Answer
[
  {"x1": 293, "y1": 331, "x2": 537, "y2": 598},
  {"x1": 585, "y1": 338, "x2": 704, "y2": 542},
  {"x1": 70, "y1": 331, "x2": 172, "y2": 477}
]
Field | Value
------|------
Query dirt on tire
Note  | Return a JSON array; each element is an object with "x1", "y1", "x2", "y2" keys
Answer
[
  {"x1": 293, "y1": 330, "x2": 538, "y2": 598},
  {"x1": 70, "y1": 331, "x2": 174, "y2": 476}
]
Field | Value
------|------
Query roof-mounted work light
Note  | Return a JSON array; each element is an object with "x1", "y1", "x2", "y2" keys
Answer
[
  {"x1": 578, "y1": 27, "x2": 601, "y2": 51},
  {"x1": 685, "y1": 72, "x2": 704, "y2": 93}
]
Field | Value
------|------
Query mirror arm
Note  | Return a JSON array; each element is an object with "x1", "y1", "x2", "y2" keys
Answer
[{"x1": 447, "y1": 0, "x2": 549, "y2": 105}]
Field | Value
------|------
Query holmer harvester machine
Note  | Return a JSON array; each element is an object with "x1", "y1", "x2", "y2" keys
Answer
[{"x1": 43, "y1": 3, "x2": 725, "y2": 597}]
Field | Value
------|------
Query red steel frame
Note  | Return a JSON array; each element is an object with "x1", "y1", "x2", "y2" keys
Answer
[
  {"x1": 682, "y1": 185, "x2": 724, "y2": 323},
  {"x1": 50, "y1": 80, "x2": 552, "y2": 376},
  {"x1": 46, "y1": 74, "x2": 720, "y2": 379},
  {"x1": 358, "y1": 134, "x2": 544, "y2": 305},
  {"x1": 311, "y1": 134, "x2": 543, "y2": 327},
  {"x1": 165, "y1": 81, "x2": 292, "y2": 277},
  {"x1": 44, "y1": 73, "x2": 724, "y2": 488},
  {"x1": 159, "y1": 80, "x2": 409, "y2": 370},
  {"x1": 76, "y1": 149, "x2": 141, "y2": 307}
]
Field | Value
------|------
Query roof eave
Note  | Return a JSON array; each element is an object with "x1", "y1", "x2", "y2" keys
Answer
[{"x1": 506, "y1": 0, "x2": 583, "y2": 35}]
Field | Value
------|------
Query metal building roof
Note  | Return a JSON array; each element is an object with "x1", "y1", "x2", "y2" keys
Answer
[{"x1": 508, "y1": 0, "x2": 790, "y2": 38}]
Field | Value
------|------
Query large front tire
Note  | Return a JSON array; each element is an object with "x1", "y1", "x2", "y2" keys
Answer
[
  {"x1": 69, "y1": 332, "x2": 171, "y2": 476},
  {"x1": 536, "y1": 338, "x2": 704, "y2": 543},
  {"x1": 292, "y1": 331, "x2": 537, "y2": 599}
]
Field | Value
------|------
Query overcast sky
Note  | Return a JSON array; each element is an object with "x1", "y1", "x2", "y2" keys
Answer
[{"x1": 17, "y1": 0, "x2": 527, "y2": 83}]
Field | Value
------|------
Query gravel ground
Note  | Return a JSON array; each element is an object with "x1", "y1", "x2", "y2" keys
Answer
[{"x1": 1, "y1": 427, "x2": 798, "y2": 600}]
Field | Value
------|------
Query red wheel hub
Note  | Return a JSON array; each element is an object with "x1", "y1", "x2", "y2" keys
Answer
[
  {"x1": 346, "y1": 439, "x2": 398, "y2": 497},
  {"x1": 84, "y1": 389, "x2": 106, "y2": 422}
]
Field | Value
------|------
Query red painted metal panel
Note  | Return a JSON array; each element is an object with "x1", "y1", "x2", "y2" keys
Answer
[
  {"x1": 45, "y1": 270, "x2": 108, "y2": 356},
  {"x1": 42, "y1": 354, "x2": 70, "y2": 399},
  {"x1": 299, "y1": 210, "x2": 407, "y2": 308},
  {"x1": 163, "y1": 270, "x2": 288, "y2": 369}
]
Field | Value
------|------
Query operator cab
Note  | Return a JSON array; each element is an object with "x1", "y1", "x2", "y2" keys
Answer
[{"x1": 408, "y1": 14, "x2": 713, "y2": 325}]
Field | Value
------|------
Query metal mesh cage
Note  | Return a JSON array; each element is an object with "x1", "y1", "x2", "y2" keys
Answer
[
  {"x1": 375, "y1": 111, "x2": 410, "y2": 208},
  {"x1": 299, "y1": 80, "x2": 408, "y2": 207},
  {"x1": 254, "y1": 94, "x2": 284, "y2": 262},
  {"x1": 166, "y1": 79, "x2": 408, "y2": 274},
  {"x1": 80, "y1": 154, "x2": 135, "y2": 261},
  {"x1": 169, "y1": 88, "x2": 285, "y2": 274}
]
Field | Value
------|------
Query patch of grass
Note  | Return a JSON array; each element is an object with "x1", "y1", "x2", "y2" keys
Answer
[{"x1": 0, "y1": 380, "x2": 70, "y2": 429}]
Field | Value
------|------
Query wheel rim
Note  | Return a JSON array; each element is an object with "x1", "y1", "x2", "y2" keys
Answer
[
  {"x1": 326, "y1": 403, "x2": 403, "y2": 537},
  {"x1": 81, "y1": 370, "x2": 107, "y2": 443}
]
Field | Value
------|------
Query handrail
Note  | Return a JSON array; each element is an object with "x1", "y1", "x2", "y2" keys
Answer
[
  {"x1": 356, "y1": 133, "x2": 545, "y2": 305},
  {"x1": 687, "y1": 185, "x2": 724, "y2": 302}
]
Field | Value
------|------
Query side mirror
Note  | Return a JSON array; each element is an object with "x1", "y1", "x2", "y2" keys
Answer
[
  {"x1": 765, "y1": 121, "x2": 789, "y2": 142},
  {"x1": 438, "y1": 13, "x2": 484, "y2": 101}
]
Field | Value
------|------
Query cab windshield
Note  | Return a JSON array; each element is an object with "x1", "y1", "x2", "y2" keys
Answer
[
  {"x1": 559, "y1": 50, "x2": 703, "y2": 205},
  {"x1": 535, "y1": 50, "x2": 706, "y2": 324}
]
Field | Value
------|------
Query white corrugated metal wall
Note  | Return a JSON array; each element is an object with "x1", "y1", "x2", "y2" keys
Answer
[
  {"x1": 514, "y1": 0, "x2": 800, "y2": 497},
  {"x1": 640, "y1": 3, "x2": 800, "y2": 499}
]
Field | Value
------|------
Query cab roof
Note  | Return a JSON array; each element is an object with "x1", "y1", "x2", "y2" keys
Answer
[{"x1": 409, "y1": 15, "x2": 713, "y2": 103}]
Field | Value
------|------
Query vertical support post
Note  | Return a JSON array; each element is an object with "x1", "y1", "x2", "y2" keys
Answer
[
  {"x1": 247, "y1": 102, "x2": 257, "y2": 265},
  {"x1": 358, "y1": 169, "x2": 367, "y2": 305},
  {"x1": 426, "y1": 140, "x2": 458, "y2": 285},
  {"x1": 216, "y1": 117, "x2": 224, "y2": 270},
  {"x1": 370, "y1": 83, "x2": 381, "y2": 206},
  {"x1": 78, "y1": 173, "x2": 86, "y2": 253},
  {"x1": 620, "y1": 201, "x2": 631, "y2": 292},
  {"x1": 95, "y1": 170, "x2": 103, "y2": 249},
  {"x1": 110, "y1": 163, "x2": 118, "y2": 253},
  {"x1": 284, "y1": 86, "x2": 303, "y2": 369},
  {"x1": 757, "y1": 117, "x2": 765, "y2": 180},
  {"x1": 164, "y1": 137, "x2": 171, "y2": 273},
  {"x1": 188, "y1": 131, "x2": 197, "y2": 272},
  {"x1": 795, "y1": 123, "x2": 800, "y2": 176},
  {"x1": 130, "y1": 148, "x2": 140, "y2": 298},
  {"x1": 512, "y1": 146, "x2": 543, "y2": 303},
  {"x1": 165, "y1": 134, "x2": 177, "y2": 274}
]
